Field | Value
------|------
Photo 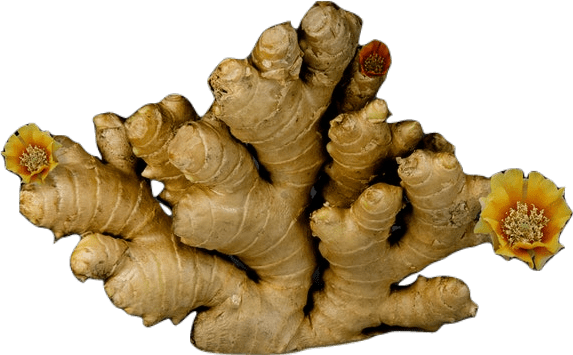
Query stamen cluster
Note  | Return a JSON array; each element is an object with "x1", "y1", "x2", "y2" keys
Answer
[
  {"x1": 363, "y1": 53, "x2": 385, "y2": 75},
  {"x1": 20, "y1": 145, "x2": 48, "y2": 173},
  {"x1": 502, "y1": 201, "x2": 549, "y2": 245}
]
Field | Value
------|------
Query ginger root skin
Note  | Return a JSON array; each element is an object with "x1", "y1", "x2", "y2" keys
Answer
[
  {"x1": 19, "y1": 134, "x2": 249, "y2": 327},
  {"x1": 322, "y1": 98, "x2": 423, "y2": 207},
  {"x1": 6, "y1": 1, "x2": 564, "y2": 354},
  {"x1": 124, "y1": 94, "x2": 199, "y2": 206}
]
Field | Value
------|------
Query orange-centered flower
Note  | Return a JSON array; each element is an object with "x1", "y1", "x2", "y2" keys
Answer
[
  {"x1": 2, "y1": 123, "x2": 61, "y2": 184},
  {"x1": 358, "y1": 40, "x2": 392, "y2": 77},
  {"x1": 475, "y1": 169, "x2": 571, "y2": 270}
]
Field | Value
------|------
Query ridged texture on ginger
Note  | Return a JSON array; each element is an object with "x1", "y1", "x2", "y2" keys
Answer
[
  {"x1": 19, "y1": 133, "x2": 250, "y2": 328},
  {"x1": 322, "y1": 98, "x2": 423, "y2": 207},
  {"x1": 5, "y1": 2, "x2": 567, "y2": 355},
  {"x1": 19, "y1": 136, "x2": 163, "y2": 241},
  {"x1": 379, "y1": 275, "x2": 477, "y2": 331},
  {"x1": 389, "y1": 150, "x2": 491, "y2": 274},
  {"x1": 334, "y1": 40, "x2": 391, "y2": 113},
  {"x1": 208, "y1": 2, "x2": 361, "y2": 195},
  {"x1": 287, "y1": 150, "x2": 488, "y2": 350},
  {"x1": 169, "y1": 119, "x2": 315, "y2": 289},
  {"x1": 124, "y1": 94, "x2": 199, "y2": 205},
  {"x1": 70, "y1": 230, "x2": 247, "y2": 326},
  {"x1": 305, "y1": 183, "x2": 404, "y2": 339}
]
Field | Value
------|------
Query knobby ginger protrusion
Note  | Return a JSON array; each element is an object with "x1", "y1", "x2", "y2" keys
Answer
[
  {"x1": 170, "y1": 123, "x2": 316, "y2": 288},
  {"x1": 125, "y1": 94, "x2": 199, "y2": 205},
  {"x1": 379, "y1": 276, "x2": 478, "y2": 331},
  {"x1": 209, "y1": 3, "x2": 361, "y2": 196},
  {"x1": 323, "y1": 99, "x2": 423, "y2": 207},
  {"x1": 333, "y1": 40, "x2": 391, "y2": 113},
  {"x1": 387, "y1": 150, "x2": 491, "y2": 281},
  {"x1": 3, "y1": 2, "x2": 570, "y2": 354}
]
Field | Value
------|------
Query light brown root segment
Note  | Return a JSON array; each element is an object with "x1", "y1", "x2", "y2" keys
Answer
[
  {"x1": 285, "y1": 149, "x2": 490, "y2": 352},
  {"x1": 322, "y1": 98, "x2": 423, "y2": 207},
  {"x1": 380, "y1": 276, "x2": 478, "y2": 332},
  {"x1": 19, "y1": 135, "x2": 249, "y2": 328},
  {"x1": 10, "y1": 2, "x2": 547, "y2": 355},
  {"x1": 208, "y1": 2, "x2": 361, "y2": 197},
  {"x1": 124, "y1": 94, "x2": 199, "y2": 206}
]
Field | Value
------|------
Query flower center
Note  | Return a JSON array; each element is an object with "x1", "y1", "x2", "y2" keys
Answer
[
  {"x1": 502, "y1": 201, "x2": 549, "y2": 245},
  {"x1": 20, "y1": 145, "x2": 48, "y2": 173},
  {"x1": 363, "y1": 53, "x2": 385, "y2": 75}
]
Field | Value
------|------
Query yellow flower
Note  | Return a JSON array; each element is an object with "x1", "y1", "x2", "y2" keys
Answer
[
  {"x1": 2, "y1": 123, "x2": 61, "y2": 184},
  {"x1": 475, "y1": 169, "x2": 571, "y2": 270}
]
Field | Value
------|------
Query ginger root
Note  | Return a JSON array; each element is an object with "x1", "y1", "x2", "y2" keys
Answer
[{"x1": 2, "y1": 2, "x2": 571, "y2": 354}]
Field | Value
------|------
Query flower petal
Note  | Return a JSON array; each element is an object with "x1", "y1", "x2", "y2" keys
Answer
[
  {"x1": 495, "y1": 245, "x2": 533, "y2": 268},
  {"x1": 481, "y1": 193, "x2": 510, "y2": 225},
  {"x1": 46, "y1": 139, "x2": 62, "y2": 156},
  {"x1": 495, "y1": 244, "x2": 534, "y2": 268},
  {"x1": 17, "y1": 123, "x2": 40, "y2": 144},
  {"x1": 524, "y1": 173, "x2": 571, "y2": 253},
  {"x1": 2, "y1": 133, "x2": 26, "y2": 158},
  {"x1": 3, "y1": 132, "x2": 29, "y2": 179},
  {"x1": 493, "y1": 169, "x2": 524, "y2": 203},
  {"x1": 539, "y1": 232, "x2": 563, "y2": 254},
  {"x1": 482, "y1": 217, "x2": 505, "y2": 243},
  {"x1": 541, "y1": 191, "x2": 571, "y2": 234},
  {"x1": 474, "y1": 217, "x2": 492, "y2": 234},
  {"x1": 4, "y1": 155, "x2": 30, "y2": 178},
  {"x1": 532, "y1": 245, "x2": 564, "y2": 270},
  {"x1": 512, "y1": 240, "x2": 545, "y2": 250},
  {"x1": 34, "y1": 134, "x2": 54, "y2": 151},
  {"x1": 525, "y1": 171, "x2": 564, "y2": 210}
]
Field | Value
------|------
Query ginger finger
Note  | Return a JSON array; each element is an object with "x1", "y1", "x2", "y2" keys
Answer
[
  {"x1": 14, "y1": 131, "x2": 254, "y2": 328},
  {"x1": 94, "y1": 112, "x2": 137, "y2": 175},
  {"x1": 209, "y1": 2, "x2": 361, "y2": 196},
  {"x1": 210, "y1": 45, "x2": 323, "y2": 194},
  {"x1": 71, "y1": 232, "x2": 128, "y2": 282},
  {"x1": 378, "y1": 276, "x2": 478, "y2": 331},
  {"x1": 299, "y1": 183, "x2": 403, "y2": 344},
  {"x1": 298, "y1": 2, "x2": 362, "y2": 87},
  {"x1": 168, "y1": 120, "x2": 258, "y2": 195},
  {"x1": 334, "y1": 40, "x2": 391, "y2": 114},
  {"x1": 389, "y1": 120, "x2": 425, "y2": 155},
  {"x1": 72, "y1": 231, "x2": 250, "y2": 326},
  {"x1": 388, "y1": 150, "x2": 490, "y2": 280},
  {"x1": 250, "y1": 22, "x2": 303, "y2": 81},
  {"x1": 125, "y1": 94, "x2": 198, "y2": 158},
  {"x1": 323, "y1": 99, "x2": 423, "y2": 207},
  {"x1": 421, "y1": 132, "x2": 456, "y2": 154},
  {"x1": 124, "y1": 94, "x2": 198, "y2": 205},
  {"x1": 19, "y1": 136, "x2": 167, "y2": 241},
  {"x1": 398, "y1": 150, "x2": 466, "y2": 215}
]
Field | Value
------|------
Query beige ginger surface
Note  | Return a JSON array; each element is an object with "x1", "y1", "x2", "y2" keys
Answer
[{"x1": 4, "y1": 2, "x2": 568, "y2": 354}]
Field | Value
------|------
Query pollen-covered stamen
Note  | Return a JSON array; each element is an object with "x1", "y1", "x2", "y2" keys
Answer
[
  {"x1": 20, "y1": 145, "x2": 48, "y2": 173},
  {"x1": 502, "y1": 201, "x2": 549, "y2": 245},
  {"x1": 363, "y1": 53, "x2": 385, "y2": 75}
]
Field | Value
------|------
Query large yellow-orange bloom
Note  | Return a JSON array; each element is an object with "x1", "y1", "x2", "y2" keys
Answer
[
  {"x1": 2, "y1": 123, "x2": 61, "y2": 184},
  {"x1": 475, "y1": 169, "x2": 571, "y2": 270}
]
